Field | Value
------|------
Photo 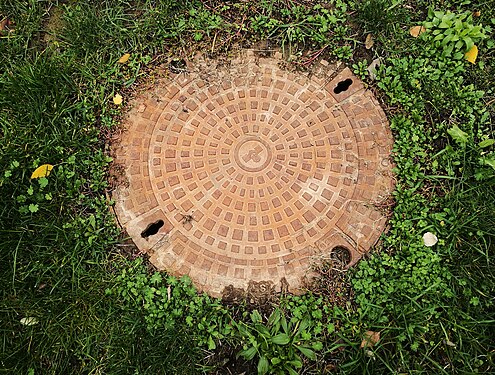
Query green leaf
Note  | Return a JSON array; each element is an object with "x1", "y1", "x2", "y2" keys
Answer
[
  {"x1": 464, "y1": 38, "x2": 474, "y2": 51},
  {"x1": 300, "y1": 318, "x2": 310, "y2": 332},
  {"x1": 88, "y1": 214, "x2": 96, "y2": 229},
  {"x1": 28, "y1": 204, "x2": 39, "y2": 213},
  {"x1": 434, "y1": 11, "x2": 444, "y2": 19},
  {"x1": 447, "y1": 125, "x2": 469, "y2": 146},
  {"x1": 239, "y1": 346, "x2": 257, "y2": 360},
  {"x1": 270, "y1": 357, "x2": 281, "y2": 365},
  {"x1": 281, "y1": 314, "x2": 288, "y2": 334},
  {"x1": 38, "y1": 177, "x2": 48, "y2": 188},
  {"x1": 251, "y1": 310, "x2": 262, "y2": 323},
  {"x1": 297, "y1": 345, "x2": 316, "y2": 360},
  {"x1": 257, "y1": 323, "x2": 271, "y2": 338},
  {"x1": 271, "y1": 333, "x2": 290, "y2": 345},
  {"x1": 150, "y1": 273, "x2": 162, "y2": 284},
  {"x1": 438, "y1": 21, "x2": 451, "y2": 28},
  {"x1": 288, "y1": 359, "x2": 303, "y2": 368},
  {"x1": 257, "y1": 356, "x2": 269, "y2": 375},
  {"x1": 312, "y1": 341, "x2": 323, "y2": 351},
  {"x1": 207, "y1": 335, "x2": 216, "y2": 350},
  {"x1": 478, "y1": 139, "x2": 495, "y2": 148},
  {"x1": 481, "y1": 157, "x2": 495, "y2": 170},
  {"x1": 268, "y1": 308, "x2": 281, "y2": 327},
  {"x1": 287, "y1": 367, "x2": 299, "y2": 375}
]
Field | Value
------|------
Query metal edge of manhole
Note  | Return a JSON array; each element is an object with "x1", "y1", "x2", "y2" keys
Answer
[{"x1": 111, "y1": 50, "x2": 395, "y2": 298}]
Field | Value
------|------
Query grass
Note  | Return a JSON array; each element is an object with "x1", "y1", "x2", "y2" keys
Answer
[{"x1": 1, "y1": 0, "x2": 494, "y2": 374}]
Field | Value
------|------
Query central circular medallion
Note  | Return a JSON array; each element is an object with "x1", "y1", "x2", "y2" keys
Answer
[{"x1": 234, "y1": 136, "x2": 272, "y2": 172}]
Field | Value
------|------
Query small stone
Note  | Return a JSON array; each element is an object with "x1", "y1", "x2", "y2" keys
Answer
[{"x1": 423, "y1": 232, "x2": 438, "y2": 247}]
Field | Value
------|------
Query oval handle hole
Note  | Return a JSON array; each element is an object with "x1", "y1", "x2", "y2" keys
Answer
[
  {"x1": 141, "y1": 220, "x2": 164, "y2": 238},
  {"x1": 333, "y1": 79, "x2": 353, "y2": 94}
]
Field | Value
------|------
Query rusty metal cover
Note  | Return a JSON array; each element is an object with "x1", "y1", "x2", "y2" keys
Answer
[{"x1": 112, "y1": 50, "x2": 395, "y2": 297}]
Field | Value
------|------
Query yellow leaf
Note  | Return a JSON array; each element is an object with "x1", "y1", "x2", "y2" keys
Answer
[
  {"x1": 409, "y1": 25, "x2": 426, "y2": 37},
  {"x1": 365, "y1": 34, "x2": 374, "y2": 49},
  {"x1": 113, "y1": 93, "x2": 123, "y2": 105},
  {"x1": 118, "y1": 53, "x2": 131, "y2": 63},
  {"x1": 31, "y1": 164, "x2": 53, "y2": 179},
  {"x1": 465, "y1": 45, "x2": 478, "y2": 64}
]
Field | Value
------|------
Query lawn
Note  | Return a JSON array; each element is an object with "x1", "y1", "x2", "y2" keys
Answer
[{"x1": 1, "y1": 0, "x2": 494, "y2": 374}]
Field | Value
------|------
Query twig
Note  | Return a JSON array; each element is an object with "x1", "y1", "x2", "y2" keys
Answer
[
  {"x1": 486, "y1": 97, "x2": 495, "y2": 106},
  {"x1": 299, "y1": 44, "x2": 329, "y2": 66},
  {"x1": 215, "y1": 14, "x2": 247, "y2": 50},
  {"x1": 211, "y1": 32, "x2": 217, "y2": 53}
]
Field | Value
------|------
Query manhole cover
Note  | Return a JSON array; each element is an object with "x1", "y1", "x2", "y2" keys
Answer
[{"x1": 112, "y1": 50, "x2": 395, "y2": 297}]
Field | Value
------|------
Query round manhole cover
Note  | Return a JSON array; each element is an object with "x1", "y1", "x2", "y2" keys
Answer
[{"x1": 112, "y1": 50, "x2": 395, "y2": 297}]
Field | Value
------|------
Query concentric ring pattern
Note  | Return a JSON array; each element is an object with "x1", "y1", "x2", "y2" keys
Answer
[{"x1": 112, "y1": 50, "x2": 395, "y2": 297}]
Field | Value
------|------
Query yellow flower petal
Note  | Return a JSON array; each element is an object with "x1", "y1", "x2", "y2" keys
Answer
[
  {"x1": 118, "y1": 53, "x2": 131, "y2": 64},
  {"x1": 113, "y1": 93, "x2": 123, "y2": 105},
  {"x1": 465, "y1": 45, "x2": 478, "y2": 64},
  {"x1": 31, "y1": 164, "x2": 53, "y2": 179}
]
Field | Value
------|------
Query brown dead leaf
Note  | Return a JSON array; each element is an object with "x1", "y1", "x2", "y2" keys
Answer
[
  {"x1": 365, "y1": 34, "x2": 374, "y2": 49},
  {"x1": 360, "y1": 330, "x2": 380, "y2": 348},
  {"x1": 473, "y1": 11, "x2": 481, "y2": 17},
  {"x1": 409, "y1": 25, "x2": 426, "y2": 38},
  {"x1": 0, "y1": 17, "x2": 13, "y2": 32}
]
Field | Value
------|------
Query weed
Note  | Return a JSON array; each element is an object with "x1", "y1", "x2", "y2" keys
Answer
[
  {"x1": 346, "y1": 4, "x2": 495, "y2": 373},
  {"x1": 251, "y1": 2, "x2": 350, "y2": 56},
  {"x1": 355, "y1": 0, "x2": 410, "y2": 35},
  {"x1": 424, "y1": 10, "x2": 488, "y2": 58},
  {"x1": 107, "y1": 258, "x2": 234, "y2": 350},
  {"x1": 235, "y1": 307, "x2": 321, "y2": 375}
]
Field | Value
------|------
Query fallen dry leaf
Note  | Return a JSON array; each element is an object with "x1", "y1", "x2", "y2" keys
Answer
[
  {"x1": 118, "y1": 53, "x2": 131, "y2": 64},
  {"x1": 367, "y1": 57, "x2": 383, "y2": 80},
  {"x1": 0, "y1": 17, "x2": 13, "y2": 32},
  {"x1": 31, "y1": 164, "x2": 54, "y2": 179},
  {"x1": 361, "y1": 330, "x2": 380, "y2": 348},
  {"x1": 113, "y1": 93, "x2": 123, "y2": 105},
  {"x1": 473, "y1": 11, "x2": 481, "y2": 17},
  {"x1": 0, "y1": 18, "x2": 8, "y2": 31},
  {"x1": 465, "y1": 45, "x2": 478, "y2": 64},
  {"x1": 365, "y1": 34, "x2": 374, "y2": 49},
  {"x1": 409, "y1": 25, "x2": 426, "y2": 38}
]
